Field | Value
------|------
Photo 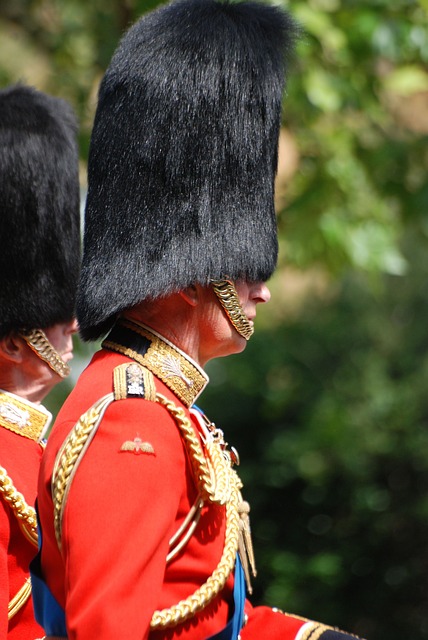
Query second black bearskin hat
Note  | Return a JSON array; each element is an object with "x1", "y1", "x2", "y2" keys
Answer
[
  {"x1": 78, "y1": 0, "x2": 298, "y2": 341},
  {"x1": 0, "y1": 85, "x2": 81, "y2": 338}
]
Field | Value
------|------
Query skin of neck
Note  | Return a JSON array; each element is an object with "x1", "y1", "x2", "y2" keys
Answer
[
  {"x1": 122, "y1": 284, "x2": 246, "y2": 368},
  {"x1": 123, "y1": 291, "x2": 204, "y2": 364}
]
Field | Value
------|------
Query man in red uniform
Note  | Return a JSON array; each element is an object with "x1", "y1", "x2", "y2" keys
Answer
[
  {"x1": 32, "y1": 1, "x2": 366, "y2": 638},
  {"x1": 0, "y1": 85, "x2": 81, "y2": 639}
]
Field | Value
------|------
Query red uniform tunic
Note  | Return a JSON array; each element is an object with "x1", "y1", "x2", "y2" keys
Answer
[
  {"x1": 35, "y1": 322, "x2": 365, "y2": 640},
  {"x1": 0, "y1": 390, "x2": 48, "y2": 640}
]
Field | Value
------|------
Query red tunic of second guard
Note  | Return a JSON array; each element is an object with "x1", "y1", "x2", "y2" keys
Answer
[{"x1": 1, "y1": 423, "x2": 45, "y2": 640}]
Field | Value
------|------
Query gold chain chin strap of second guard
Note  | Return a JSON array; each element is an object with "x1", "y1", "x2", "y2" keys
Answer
[
  {"x1": 20, "y1": 329, "x2": 70, "y2": 378},
  {"x1": 52, "y1": 393, "x2": 242, "y2": 630}
]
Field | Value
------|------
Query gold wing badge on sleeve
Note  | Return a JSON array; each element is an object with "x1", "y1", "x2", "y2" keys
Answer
[{"x1": 120, "y1": 437, "x2": 155, "y2": 455}]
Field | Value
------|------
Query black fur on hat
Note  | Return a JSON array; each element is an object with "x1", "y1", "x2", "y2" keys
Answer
[
  {"x1": 0, "y1": 84, "x2": 81, "y2": 338},
  {"x1": 78, "y1": 0, "x2": 298, "y2": 341}
]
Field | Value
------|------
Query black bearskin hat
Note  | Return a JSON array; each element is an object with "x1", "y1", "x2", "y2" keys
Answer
[
  {"x1": 0, "y1": 85, "x2": 81, "y2": 338},
  {"x1": 78, "y1": 0, "x2": 298, "y2": 341}
]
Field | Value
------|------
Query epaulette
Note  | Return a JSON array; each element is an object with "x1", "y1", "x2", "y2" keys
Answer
[
  {"x1": 0, "y1": 389, "x2": 51, "y2": 442},
  {"x1": 113, "y1": 362, "x2": 157, "y2": 401}
]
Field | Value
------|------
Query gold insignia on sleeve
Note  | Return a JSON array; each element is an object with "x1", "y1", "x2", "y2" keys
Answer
[{"x1": 120, "y1": 436, "x2": 155, "y2": 455}]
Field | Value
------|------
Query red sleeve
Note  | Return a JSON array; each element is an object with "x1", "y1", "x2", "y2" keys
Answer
[
  {"x1": 242, "y1": 603, "x2": 306, "y2": 639},
  {"x1": 61, "y1": 397, "x2": 188, "y2": 640},
  {"x1": 242, "y1": 603, "x2": 366, "y2": 639}
]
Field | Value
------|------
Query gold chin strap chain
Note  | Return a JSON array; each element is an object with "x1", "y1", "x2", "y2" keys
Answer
[
  {"x1": 211, "y1": 280, "x2": 254, "y2": 341},
  {"x1": 52, "y1": 391, "x2": 248, "y2": 630},
  {"x1": 20, "y1": 329, "x2": 70, "y2": 379},
  {"x1": 0, "y1": 466, "x2": 39, "y2": 620}
]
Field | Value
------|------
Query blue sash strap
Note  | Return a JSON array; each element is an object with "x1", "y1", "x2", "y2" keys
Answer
[
  {"x1": 30, "y1": 555, "x2": 246, "y2": 640},
  {"x1": 206, "y1": 556, "x2": 246, "y2": 640},
  {"x1": 30, "y1": 508, "x2": 67, "y2": 636}
]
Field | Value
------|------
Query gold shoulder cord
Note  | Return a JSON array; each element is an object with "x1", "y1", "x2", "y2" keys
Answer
[
  {"x1": 52, "y1": 392, "x2": 242, "y2": 630},
  {"x1": 0, "y1": 465, "x2": 39, "y2": 620}
]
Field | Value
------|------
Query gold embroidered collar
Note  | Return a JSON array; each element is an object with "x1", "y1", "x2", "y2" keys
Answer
[
  {"x1": 0, "y1": 389, "x2": 52, "y2": 442},
  {"x1": 102, "y1": 320, "x2": 209, "y2": 407}
]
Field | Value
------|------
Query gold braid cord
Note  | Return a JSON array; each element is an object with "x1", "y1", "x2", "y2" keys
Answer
[
  {"x1": 52, "y1": 393, "x2": 242, "y2": 630},
  {"x1": 0, "y1": 466, "x2": 38, "y2": 546},
  {"x1": 52, "y1": 394, "x2": 113, "y2": 550},
  {"x1": 8, "y1": 578, "x2": 32, "y2": 620},
  {"x1": 0, "y1": 466, "x2": 38, "y2": 620},
  {"x1": 156, "y1": 394, "x2": 235, "y2": 506},
  {"x1": 151, "y1": 476, "x2": 240, "y2": 629}
]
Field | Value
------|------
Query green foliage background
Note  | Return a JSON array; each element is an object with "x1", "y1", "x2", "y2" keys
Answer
[{"x1": 1, "y1": 0, "x2": 428, "y2": 638}]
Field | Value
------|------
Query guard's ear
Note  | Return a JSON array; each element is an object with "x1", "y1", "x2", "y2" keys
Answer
[
  {"x1": 178, "y1": 285, "x2": 199, "y2": 307},
  {"x1": 0, "y1": 334, "x2": 25, "y2": 364}
]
